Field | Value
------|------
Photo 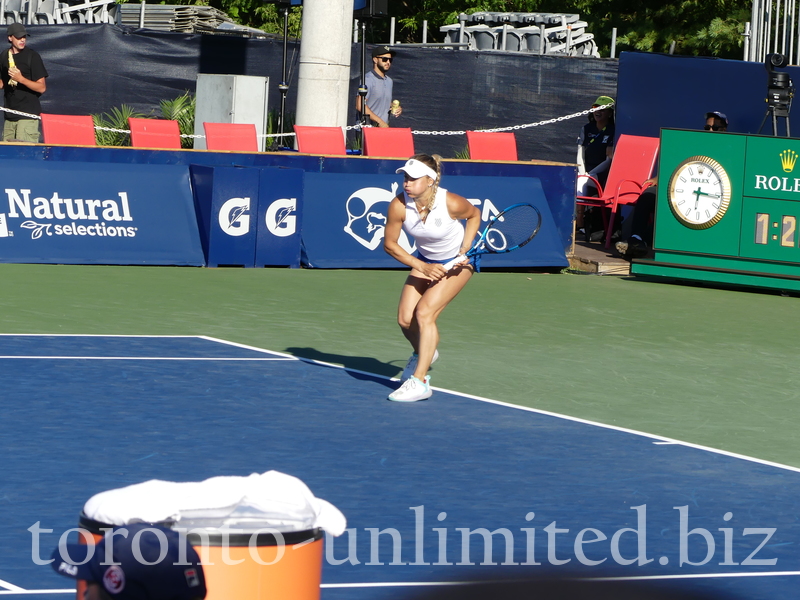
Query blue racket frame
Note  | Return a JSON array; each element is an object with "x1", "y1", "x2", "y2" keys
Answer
[{"x1": 443, "y1": 203, "x2": 543, "y2": 272}]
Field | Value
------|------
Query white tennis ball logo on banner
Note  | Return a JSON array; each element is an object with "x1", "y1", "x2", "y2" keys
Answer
[
  {"x1": 218, "y1": 197, "x2": 251, "y2": 237},
  {"x1": 266, "y1": 198, "x2": 297, "y2": 237},
  {"x1": 344, "y1": 182, "x2": 415, "y2": 253}
]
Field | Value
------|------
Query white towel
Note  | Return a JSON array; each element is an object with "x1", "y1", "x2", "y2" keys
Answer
[{"x1": 83, "y1": 470, "x2": 346, "y2": 536}]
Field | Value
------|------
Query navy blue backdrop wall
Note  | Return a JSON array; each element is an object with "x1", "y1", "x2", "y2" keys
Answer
[
  {"x1": 616, "y1": 52, "x2": 799, "y2": 138},
  {"x1": 9, "y1": 24, "x2": 617, "y2": 164}
]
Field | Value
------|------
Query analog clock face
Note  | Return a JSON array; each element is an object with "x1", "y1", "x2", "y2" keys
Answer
[{"x1": 667, "y1": 156, "x2": 732, "y2": 229}]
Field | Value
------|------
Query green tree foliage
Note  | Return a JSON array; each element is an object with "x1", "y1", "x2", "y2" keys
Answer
[
  {"x1": 129, "y1": 0, "x2": 749, "y2": 58},
  {"x1": 384, "y1": 0, "x2": 751, "y2": 59}
]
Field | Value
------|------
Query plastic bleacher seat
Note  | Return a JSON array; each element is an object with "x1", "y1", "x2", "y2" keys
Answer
[
  {"x1": 128, "y1": 117, "x2": 182, "y2": 150},
  {"x1": 362, "y1": 127, "x2": 414, "y2": 158},
  {"x1": 203, "y1": 122, "x2": 258, "y2": 152},
  {"x1": 576, "y1": 134, "x2": 660, "y2": 249},
  {"x1": 466, "y1": 131, "x2": 518, "y2": 161},
  {"x1": 40, "y1": 113, "x2": 97, "y2": 146},
  {"x1": 293, "y1": 125, "x2": 347, "y2": 156}
]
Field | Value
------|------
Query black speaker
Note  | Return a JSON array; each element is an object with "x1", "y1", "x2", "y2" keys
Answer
[{"x1": 354, "y1": 0, "x2": 389, "y2": 18}]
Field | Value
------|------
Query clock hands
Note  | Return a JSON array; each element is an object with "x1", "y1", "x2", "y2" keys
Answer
[
  {"x1": 692, "y1": 187, "x2": 720, "y2": 208},
  {"x1": 695, "y1": 189, "x2": 720, "y2": 198}
]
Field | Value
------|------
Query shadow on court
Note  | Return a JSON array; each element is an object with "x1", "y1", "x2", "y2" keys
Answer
[{"x1": 286, "y1": 346, "x2": 403, "y2": 379}]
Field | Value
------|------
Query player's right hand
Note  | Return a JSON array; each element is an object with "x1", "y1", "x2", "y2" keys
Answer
[{"x1": 420, "y1": 263, "x2": 447, "y2": 280}]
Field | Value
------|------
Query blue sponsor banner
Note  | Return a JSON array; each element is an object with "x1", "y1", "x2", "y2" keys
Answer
[
  {"x1": 255, "y1": 168, "x2": 304, "y2": 268},
  {"x1": 191, "y1": 165, "x2": 258, "y2": 267},
  {"x1": 191, "y1": 165, "x2": 303, "y2": 268},
  {"x1": 0, "y1": 160, "x2": 204, "y2": 266},
  {"x1": 301, "y1": 172, "x2": 567, "y2": 269}
]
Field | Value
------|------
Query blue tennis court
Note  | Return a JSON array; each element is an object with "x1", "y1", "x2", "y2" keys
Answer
[{"x1": 1, "y1": 334, "x2": 799, "y2": 600}]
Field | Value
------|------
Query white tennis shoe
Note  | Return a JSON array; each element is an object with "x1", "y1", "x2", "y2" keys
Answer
[
  {"x1": 388, "y1": 376, "x2": 432, "y2": 403},
  {"x1": 400, "y1": 349, "x2": 439, "y2": 382}
]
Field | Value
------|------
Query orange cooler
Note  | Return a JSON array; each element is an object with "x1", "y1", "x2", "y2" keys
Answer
[
  {"x1": 77, "y1": 513, "x2": 324, "y2": 600},
  {"x1": 187, "y1": 529, "x2": 323, "y2": 600}
]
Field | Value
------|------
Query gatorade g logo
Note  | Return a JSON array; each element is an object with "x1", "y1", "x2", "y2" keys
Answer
[
  {"x1": 218, "y1": 197, "x2": 251, "y2": 237},
  {"x1": 266, "y1": 198, "x2": 297, "y2": 237}
]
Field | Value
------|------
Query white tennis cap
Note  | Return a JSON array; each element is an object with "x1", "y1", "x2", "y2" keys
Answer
[{"x1": 396, "y1": 158, "x2": 438, "y2": 181}]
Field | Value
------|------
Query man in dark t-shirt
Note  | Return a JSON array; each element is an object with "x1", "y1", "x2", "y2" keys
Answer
[
  {"x1": 0, "y1": 23, "x2": 48, "y2": 142},
  {"x1": 577, "y1": 95, "x2": 615, "y2": 195}
]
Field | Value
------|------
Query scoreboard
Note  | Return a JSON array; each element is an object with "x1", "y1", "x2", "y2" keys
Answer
[{"x1": 632, "y1": 129, "x2": 800, "y2": 291}]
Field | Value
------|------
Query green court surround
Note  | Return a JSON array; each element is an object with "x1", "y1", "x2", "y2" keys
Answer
[{"x1": 1, "y1": 264, "x2": 798, "y2": 467}]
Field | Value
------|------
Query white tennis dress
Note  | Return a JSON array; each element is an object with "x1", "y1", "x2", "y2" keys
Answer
[{"x1": 402, "y1": 187, "x2": 464, "y2": 261}]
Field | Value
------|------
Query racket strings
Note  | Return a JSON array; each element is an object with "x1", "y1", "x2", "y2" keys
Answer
[{"x1": 485, "y1": 205, "x2": 541, "y2": 251}]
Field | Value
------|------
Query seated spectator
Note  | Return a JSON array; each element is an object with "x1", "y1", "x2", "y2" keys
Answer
[
  {"x1": 576, "y1": 95, "x2": 615, "y2": 240},
  {"x1": 51, "y1": 523, "x2": 207, "y2": 600},
  {"x1": 616, "y1": 111, "x2": 728, "y2": 259}
]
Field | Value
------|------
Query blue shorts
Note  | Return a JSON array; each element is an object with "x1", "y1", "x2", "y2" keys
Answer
[{"x1": 417, "y1": 252, "x2": 458, "y2": 265}]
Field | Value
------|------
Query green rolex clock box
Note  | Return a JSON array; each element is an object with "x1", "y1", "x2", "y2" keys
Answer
[{"x1": 632, "y1": 129, "x2": 800, "y2": 291}]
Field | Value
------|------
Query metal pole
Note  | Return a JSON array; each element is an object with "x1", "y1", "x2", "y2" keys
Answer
[
  {"x1": 390, "y1": 16, "x2": 395, "y2": 45},
  {"x1": 766, "y1": 0, "x2": 773, "y2": 58},
  {"x1": 422, "y1": 19, "x2": 427, "y2": 44},
  {"x1": 782, "y1": 0, "x2": 789, "y2": 54},
  {"x1": 278, "y1": 5, "x2": 290, "y2": 149},
  {"x1": 139, "y1": 0, "x2": 145, "y2": 28},
  {"x1": 566, "y1": 24, "x2": 572, "y2": 55},
  {"x1": 358, "y1": 19, "x2": 368, "y2": 151},
  {"x1": 744, "y1": 21, "x2": 751, "y2": 61},
  {"x1": 610, "y1": 27, "x2": 617, "y2": 58},
  {"x1": 753, "y1": 0, "x2": 763, "y2": 61},
  {"x1": 764, "y1": 0, "x2": 772, "y2": 56},
  {"x1": 789, "y1": 0, "x2": 795, "y2": 63},
  {"x1": 539, "y1": 23, "x2": 545, "y2": 55},
  {"x1": 749, "y1": 0, "x2": 759, "y2": 61}
]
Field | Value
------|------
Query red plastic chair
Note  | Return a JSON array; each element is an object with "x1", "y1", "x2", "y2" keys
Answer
[
  {"x1": 40, "y1": 113, "x2": 97, "y2": 146},
  {"x1": 203, "y1": 122, "x2": 259, "y2": 152},
  {"x1": 576, "y1": 134, "x2": 660, "y2": 249},
  {"x1": 128, "y1": 118, "x2": 182, "y2": 150},
  {"x1": 293, "y1": 125, "x2": 347, "y2": 156},
  {"x1": 363, "y1": 127, "x2": 415, "y2": 158},
  {"x1": 466, "y1": 131, "x2": 518, "y2": 161}
]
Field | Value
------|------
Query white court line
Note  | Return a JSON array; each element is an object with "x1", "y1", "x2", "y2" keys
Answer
[
  {"x1": 0, "y1": 580, "x2": 24, "y2": 592},
  {"x1": 3, "y1": 335, "x2": 797, "y2": 593},
  {"x1": 0, "y1": 334, "x2": 198, "y2": 338},
  {"x1": 0, "y1": 591, "x2": 73, "y2": 596},
  {"x1": 4, "y1": 334, "x2": 800, "y2": 476},
  {"x1": 198, "y1": 335, "x2": 300, "y2": 360},
  {"x1": 4, "y1": 570, "x2": 800, "y2": 595},
  {"x1": 206, "y1": 339, "x2": 800, "y2": 475},
  {"x1": 0, "y1": 356, "x2": 292, "y2": 361}
]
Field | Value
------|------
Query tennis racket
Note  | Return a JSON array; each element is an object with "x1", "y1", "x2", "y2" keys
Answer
[{"x1": 442, "y1": 203, "x2": 542, "y2": 271}]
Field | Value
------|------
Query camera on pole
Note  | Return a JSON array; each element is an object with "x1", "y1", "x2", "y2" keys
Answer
[{"x1": 759, "y1": 53, "x2": 794, "y2": 137}]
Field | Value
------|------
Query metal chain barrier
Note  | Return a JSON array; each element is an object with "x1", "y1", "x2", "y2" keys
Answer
[{"x1": 0, "y1": 102, "x2": 613, "y2": 142}]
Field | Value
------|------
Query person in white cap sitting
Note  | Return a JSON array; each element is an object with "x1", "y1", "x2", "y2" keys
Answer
[{"x1": 383, "y1": 154, "x2": 481, "y2": 403}]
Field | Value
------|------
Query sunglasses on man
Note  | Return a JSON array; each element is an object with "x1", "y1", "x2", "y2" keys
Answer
[
  {"x1": 377, "y1": 56, "x2": 393, "y2": 62},
  {"x1": 704, "y1": 124, "x2": 724, "y2": 131}
]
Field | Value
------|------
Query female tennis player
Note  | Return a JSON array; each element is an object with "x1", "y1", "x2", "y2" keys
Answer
[{"x1": 384, "y1": 154, "x2": 481, "y2": 402}]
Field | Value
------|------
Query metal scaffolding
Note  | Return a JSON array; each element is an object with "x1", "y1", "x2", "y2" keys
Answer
[{"x1": 746, "y1": 0, "x2": 800, "y2": 63}]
